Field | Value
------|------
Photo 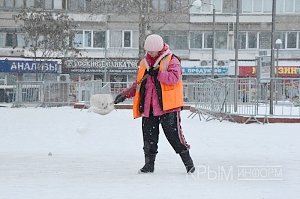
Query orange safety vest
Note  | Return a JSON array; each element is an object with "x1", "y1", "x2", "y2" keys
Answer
[{"x1": 132, "y1": 54, "x2": 184, "y2": 119}]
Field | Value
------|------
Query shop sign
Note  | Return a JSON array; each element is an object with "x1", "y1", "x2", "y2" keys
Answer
[
  {"x1": 239, "y1": 66, "x2": 300, "y2": 77},
  {"x1": 63, "y1": 58, "x2": 138, "y2": 73},
  {"x1": 0, "y1": 58, "x2": 59, "y2": 73},
  {"x1": 182, "y1": 67, "x2": 229, "y2": 75}
]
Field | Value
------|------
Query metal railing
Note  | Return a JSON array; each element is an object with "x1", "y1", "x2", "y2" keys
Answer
[{"x1": 1, "y1": 78, "x2": 300, "y2": 119}]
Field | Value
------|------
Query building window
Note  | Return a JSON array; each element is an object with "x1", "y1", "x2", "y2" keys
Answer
[
  {"x1": 277, "y1": 0, "x2": 284, "y2": 13},
  {"x1": 285, "y1": 0, "x2": 294, "y2": 12},
  {"x1": 242, "y1": 0, "x2": 271, "y2": 13},
  {"x1": 296, "y1": 0, "x2": 300, "y2": 12},
  {"x1": 192, "y1": 0, "x2": 222, "y2": 13},
  {"x1": 152, "y1": 0, "x2": 169, "y2": 12},
  {"x1": 253, "y1": 0, "x2": 262, "y2": 12},
  {"x1": 72, "y1": 30, "x2": 108, "y2": 48},
  {"x1": 44, "y1": 0, "x2": 53, "y2": 9},
  {"x1": 123, "y1": 31, "x2": 132, "y2": 48},
  {"x1": 275, "y1": 32, "x2": 286, "y2": 49},
  {"x1": 0, "y1": 0, "x2": 65, "y2": 9},
  {"x1": 84, "y1": 31, "x2": 92, "y2": 47},
  {"x1": 16, "y1": 0, "x2": 25, "y2": 8},
  {"x1": 204, "y1": 32, "x2": 213, "y2": 49},
  {"x1": 158, "y1": 31, "x2": 188, "y2": 50},
  {"x1": 242, "y1": 0, "x2": 252, "y2": 13},
  {"x1": 4, "y1": 0, "x2": 14, "y2": 8},
  {"x1": 0, "y1": 33, "x2": 5, "y2": 47},
  {"x1": 93, "y1": 31, "x2": 106, "y2": 48},
  {"x1": 190, "y1": 32, "x2": 202, "y2": 49},
  {"x1": 5, "y1": 33, "x2": 17, "y2": 47},
  {"x1": 132, "y1": 31, "x2": 139, "y2": 48},
  {"x1": 215, "y1": 31, "x2": 227, "y2": 49},
  {"x1": 110, "y1": 30, "x2": 122, "y2": 48},
  {"x1": 259, "y1": 32, "x2": 271, "y2": 49},
  {"x1": 248, "y1": 32, "x2": 258, "y2": 48},
  {"x1": 17, "y1": 34, "x2": 26, "y2": 47},
  {"x1": 73, "y1": 31, "x2": 83, "y2": 47},
  {"x1": 239, "y1": 32, "x2": 247, "y2": 49},
  {"x1": 68, "y1": 0, "x2": 89, "y2": 11},
  {"x1": 287, "y1": 32, "x2": 297, "y2": 48},
  {"x1": 244, "y1": 0, "x2": 300, "y2": 13},
  {"x1": 26, "y1": 0, "x2": 35, "y2": 7},
  {"x1": 262, "y1": 0, "x2": 272, "y2": 13}
]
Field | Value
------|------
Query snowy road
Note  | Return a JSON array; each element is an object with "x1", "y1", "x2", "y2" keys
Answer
[{"x1": 0, "y1": 107, "x2": 299, "y2": 199}]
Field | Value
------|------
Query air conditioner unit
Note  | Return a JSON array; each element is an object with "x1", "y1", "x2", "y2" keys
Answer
[
  {"x1": 217, "y1": 60, "x2": 230, "y2": 67},
  {"x1": 57, "y1": 74, "x2": 70, "y2": 82},
  {"x1": 200, "y1": 60, "x2": 212, "y2": 66}
]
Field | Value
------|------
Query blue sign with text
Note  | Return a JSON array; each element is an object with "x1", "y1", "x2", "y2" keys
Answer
[
  {"x1": 182, "y1": 67, "x2": 229, "y2": 75},
  {"x1": 0, "y1": 59, "x2": 58, "y2": 73}
]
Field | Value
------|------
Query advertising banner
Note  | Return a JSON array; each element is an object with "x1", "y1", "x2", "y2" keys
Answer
[
  {"x1": 181, "y1": 60, "x2": 234, "y2": 76},
  {"x1": 0, "y1": 58, "x2": 59, "y2": 73},
  {"x1": 63, "y1": 58, "x2": 139, "y2": 74},
  {"x1": 239, "y1": 66, "x2": 300, "y2": 77}
]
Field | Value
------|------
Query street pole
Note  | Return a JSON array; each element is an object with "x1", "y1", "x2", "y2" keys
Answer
[
  {"x1": 211, "y1": 6, "x2": 215, "y2": 79},
  {"x1": 275, "y1": 39, "x2": 282, "y2": 78},
  {"x1": 270, "y1": 0, "x2": 276, "y2": 115},
  {"x1": 234, "y1": 0, "x2": 240, "y2": 112}
]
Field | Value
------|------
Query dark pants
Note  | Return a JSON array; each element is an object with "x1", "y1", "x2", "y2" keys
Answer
[{"x1": 142, "y1": 111, "x2": 190, "y2": 155}]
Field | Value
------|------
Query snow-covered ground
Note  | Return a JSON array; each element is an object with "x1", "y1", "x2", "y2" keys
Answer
[{"x1": 0, "y1": 107, "x2": 299, "y2": 199}]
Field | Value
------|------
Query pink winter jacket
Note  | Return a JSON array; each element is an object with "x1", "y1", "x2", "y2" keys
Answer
[{"x1": 123, "y1": 49, "x2": 182, "y2": 118}]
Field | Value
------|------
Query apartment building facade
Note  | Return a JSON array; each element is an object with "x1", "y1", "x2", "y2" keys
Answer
[{"x1": 1, "y1": 0, "x2": 300, "y2": 86}]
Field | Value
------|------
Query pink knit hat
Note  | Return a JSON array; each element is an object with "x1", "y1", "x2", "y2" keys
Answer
[{"x1": 144, "y1": 34, "x2": 164, "y2": 52}]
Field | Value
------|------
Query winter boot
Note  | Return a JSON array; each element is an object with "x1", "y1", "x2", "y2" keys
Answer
[
  {"x1": 179, "y1": 150, "x2": 195, "y2": 173},
  {"x1": 138, "y1": 154, "x2": 156, "y2": 174}
]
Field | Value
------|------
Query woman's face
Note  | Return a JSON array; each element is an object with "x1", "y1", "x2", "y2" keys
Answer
[{"x1": 148, "y1": 51, "x2": 159, "y2": 58}]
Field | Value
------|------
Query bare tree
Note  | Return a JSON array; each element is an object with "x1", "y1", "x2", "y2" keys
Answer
[
  {"x1": 90, "y1": 0, "x2": 190, "y2": 58},
  {"x1": 15, "y1": 8, "x2": 79, "y2": 80}
]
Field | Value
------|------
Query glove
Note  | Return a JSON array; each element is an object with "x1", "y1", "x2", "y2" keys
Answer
[
  {"x1": 147, "y1": 67, "x2": 159, "y2": 76},
  {"x1": 114, "y1": 93, "x2": 126, "y2": 104}
]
